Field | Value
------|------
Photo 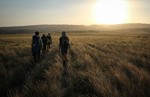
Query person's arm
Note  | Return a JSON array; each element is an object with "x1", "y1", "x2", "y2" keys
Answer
[
  {"x1": 59, "y1": 37, "x2": 61, "y2": 50},
  {"x1": 39, "y1": 37, "x2": 43, "y2": 49},
  {"x1": 50, "y1": 36, "x2": 52, "y2": 43},
  {"x1": 31, "y1": 36, "x2": 34, "y2": 48},
  {"x1": 46, "y1": 36, "x2": 50, "y2": 43},
  {"x1": 67, "y1": 37, "x2": 70, "y2": 48}
]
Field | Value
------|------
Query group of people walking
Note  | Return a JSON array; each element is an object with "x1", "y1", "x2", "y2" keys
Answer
[
  {"x1": 31, "y1": 31, "x2": 70, "y2": 63},
  {"x1": 41, "y1": 33, "x2": 52, "y2": 54}
]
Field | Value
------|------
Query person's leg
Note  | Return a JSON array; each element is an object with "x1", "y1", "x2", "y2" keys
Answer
[
  {"x1": 49, "y1": 43, "x2": 51, "y2": 49},
  {"x1": 62, "y1": 54, "x2": 65, "y2": 61},
  {"x1": 47, "y1": 43, "x2": 50, "y2": 51},
  {"x1": 38, "y1": 50, "x2": 40, "y2": 60},
  {"x1": 64, "y1": 49, "x2": 68, "y2": 61},
  {"x1": 33, "y1": 55, "x2": 36, "y2": 63},
  {"x1": 45, "y1": 44, "x2": 47, "y2": 51},
  {"x1": 61, "y1": 49, "x2": 65, "y2": 60},
  {"x1": 43, "y1": 44, "x2": 46, "y2": 54},
  {"x1": 32, "y1": 52, "x2": 37, "y2": 63},
  {"x1": 63, "y1": 59, "x2": 66, "y2": 68},
  {"x1": 48, "y1": 43, "x2": 50, "y2": 49},
  {"x1": 65, "y1": 54, "x2": 67, "y2": 61},
  {"x1": 62, "y1": 53, "x2": 68, "y2": 61}
]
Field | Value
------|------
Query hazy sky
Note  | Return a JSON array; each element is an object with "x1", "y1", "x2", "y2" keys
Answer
[{"x1": 0, "y1": 0, "x2": 150, "y2": 27}]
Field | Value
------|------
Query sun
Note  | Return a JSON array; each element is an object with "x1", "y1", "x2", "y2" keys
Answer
[{"x1": 94, "y1": 0, "x2": 128, "y2": 24}]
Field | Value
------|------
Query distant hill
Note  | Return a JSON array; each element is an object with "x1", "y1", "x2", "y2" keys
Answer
[{"x1": 0, "y1": 23, "x2": 150, "y2": 34}]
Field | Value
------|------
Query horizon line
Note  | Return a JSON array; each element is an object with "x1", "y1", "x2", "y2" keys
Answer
[{"x1": 0, "y1": 23, "x2": 150, "y2": 28}]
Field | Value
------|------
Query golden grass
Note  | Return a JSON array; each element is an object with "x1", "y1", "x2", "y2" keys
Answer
[{"x1": 0, "y1": 31, "x2": 150, "y2": 97}]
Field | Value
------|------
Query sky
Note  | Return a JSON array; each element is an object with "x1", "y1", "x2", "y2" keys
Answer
[{"x1": 0, "y1": 0, "x2": 150, "y2": 27}]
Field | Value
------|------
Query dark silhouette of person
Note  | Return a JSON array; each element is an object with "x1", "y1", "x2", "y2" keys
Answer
[
  {"x1": 59, "y1": 31, "x2": 70, "y2": 62},
  {"x1": 41, "y1": 34, "x2": 47, "y2": 54},
  {"x1": 47, "y1": 33, "x2": 52, "y2": 49},
  {"x1": 31, "y1": 31, "x2": 43, "y2": 62}
]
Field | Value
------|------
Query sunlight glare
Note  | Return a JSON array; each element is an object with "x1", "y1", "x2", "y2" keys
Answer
[{"x1": 94, "y1": 0, "x2": 128, "y2": 24}]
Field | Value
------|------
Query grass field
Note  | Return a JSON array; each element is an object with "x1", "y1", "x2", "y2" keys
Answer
[{"x1": 0, "y1": 31, "x2": 150, "y2": 97}]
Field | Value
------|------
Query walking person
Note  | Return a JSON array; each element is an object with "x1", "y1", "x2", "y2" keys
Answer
[
  {"x1": 47, "y1": 33, "x2": 52, "y2": 49},
  {"x1": 41, "y1": 34, "x2": 47, "y2": 55},
  {"x1": 31, "y1": 31, "x2": 43, "y2": 62},
  {"x1": 59, "y1": 31, "x2": 70, "y2": 63}
]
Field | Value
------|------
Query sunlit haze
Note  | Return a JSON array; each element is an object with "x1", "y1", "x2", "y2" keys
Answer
[
  {"x1": 0, "y1": 0, "x2": 150, "y2": 27},
  {"x1": 94, "y1": 0, "x2": 128, "y2": 24}
]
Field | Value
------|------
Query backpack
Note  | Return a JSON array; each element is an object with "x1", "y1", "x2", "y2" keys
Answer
[
  {"x1": 42, "y1": 36, "x2": 47, "y2": 45},
  {"x1": 32, "y1": 35, "x2": 40, "y2": 55},
  {"x1": 47, "y1": 35, "x2": 52, "y2": 44},
  {"x1": 61, "y1": 37, "x2": 69, "y2": 48},
  {"x1": 33, "y1": 36, "x2": 40, "y2": 46}
]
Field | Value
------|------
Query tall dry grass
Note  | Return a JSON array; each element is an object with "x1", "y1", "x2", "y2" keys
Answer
[{"x1": 0, "y1": 31, "x2": 150, "y2": 97}]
